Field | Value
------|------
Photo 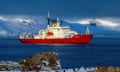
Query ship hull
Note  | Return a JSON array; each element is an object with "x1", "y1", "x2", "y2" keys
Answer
[{"x1": 19, "y1": 34, "x2": 93, "y2": 44}]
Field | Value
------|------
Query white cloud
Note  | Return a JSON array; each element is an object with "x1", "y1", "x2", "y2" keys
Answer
[
  {"x1": 0, "y1": 30, "x2": 8, "y2": 35},
  {"x1": 65, "y1": 18, "x2": 120, "y2": 28},
  {"x1": 95, "y1": 19, "x2": 119, "y2": 27},
  {"x1": 73, "y1": 19, "x2": 93, "y2": 25},
  {"x1": 0, "y1": 16, "x2": 8, "y2": 21},
  {"x1": 14, "y1": 18, "x2": 33, "y2": 25}
]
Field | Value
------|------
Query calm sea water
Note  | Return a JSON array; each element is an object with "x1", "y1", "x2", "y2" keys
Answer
[{"x1": 0, "y1": 37, "x2": 120, "y2": 68}]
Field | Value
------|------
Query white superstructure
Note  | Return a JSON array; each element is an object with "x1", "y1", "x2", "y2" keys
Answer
[{"x1": 33, "y1": 22, "x2": 78, "y2": 39}]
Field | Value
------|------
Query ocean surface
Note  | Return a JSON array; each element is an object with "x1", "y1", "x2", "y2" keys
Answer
[{"x1": 0, "y1": 36, "x2": 120, "y2": 68}]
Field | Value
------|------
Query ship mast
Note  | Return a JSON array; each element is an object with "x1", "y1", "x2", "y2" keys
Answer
[
  {"x1": 86, "y1": 25, "x2": 90, "y2": 34},
  {"x1": 57, "y1": 17, "x2": 59, "y2": 23},
  {"x1": 47, "y1": 12, "x2": 50, "y2": 29}
]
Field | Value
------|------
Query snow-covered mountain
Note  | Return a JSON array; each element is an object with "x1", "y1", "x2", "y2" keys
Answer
[{"x1": 0, "y1": 15, "x2": 120, "y2": 38}]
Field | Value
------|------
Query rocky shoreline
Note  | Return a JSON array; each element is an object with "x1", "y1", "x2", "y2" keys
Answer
[
  {"x1": 0, "y1": 52, "x2": 61, "y2": 71},
  {"x1": 0, "y1": 52, "x2": 120, "y2": 72}
]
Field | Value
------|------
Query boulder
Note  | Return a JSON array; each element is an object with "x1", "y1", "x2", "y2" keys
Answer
[{"x1": 19, "y1": 52, "x2": 61, "y2": 71}]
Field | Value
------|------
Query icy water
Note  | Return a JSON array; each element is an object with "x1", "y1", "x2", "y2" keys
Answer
[{"x1": 0, "y1": 37, "x2": 120, "y2": 68}]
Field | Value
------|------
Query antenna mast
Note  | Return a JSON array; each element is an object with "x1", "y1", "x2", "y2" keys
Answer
[
  {"x1": 47, "y1": 12, "x2": 50, "y2": 29},
  {"x1": 86, "y1": 25, "x2": 90, "y2": 34},
  {"x1": 57, "y1": 17, "x2": 59, "y2": 23}
]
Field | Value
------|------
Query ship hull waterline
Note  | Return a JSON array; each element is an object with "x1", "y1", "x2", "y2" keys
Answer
[{"x1": 20, "y1": 34, "x2": 93, "y2": 44}]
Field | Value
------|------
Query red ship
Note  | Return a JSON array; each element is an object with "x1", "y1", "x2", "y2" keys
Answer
[{"x1": 19, "y1": 13, "x2": 93, "y2": 44}]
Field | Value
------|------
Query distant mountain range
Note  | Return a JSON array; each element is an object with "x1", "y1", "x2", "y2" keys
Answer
[{"x1": 0, "y1": 15, "x2": 119, "y2": 38}]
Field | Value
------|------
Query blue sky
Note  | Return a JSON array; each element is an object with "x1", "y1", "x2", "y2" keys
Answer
[
  {"x1": 0, "y1": 0, "x2": 120, "y2": 17},
  {"x1": 0, "y1": 0, "x2": 120, "y2": 37}
]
